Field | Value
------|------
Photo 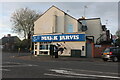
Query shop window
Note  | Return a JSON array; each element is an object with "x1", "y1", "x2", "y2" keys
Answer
[
  {"x1": 40, "y1": 45, "x2": 48, "y2": 50},
  {"x1": 35, "y1": 45, "x2": 37, "y2": 49},
  {"x1": 39, "y1": 51, "x2": 42, "y2": 54},
  {"x1": 48, "y1": 45, "x2": 50, "y2": 49},
  {"x1": 39, "y1": 51, "x2": 48, "y2": 54},
  {"x1": 35, "y1": 51, "x2": 37, "y2": 55}
]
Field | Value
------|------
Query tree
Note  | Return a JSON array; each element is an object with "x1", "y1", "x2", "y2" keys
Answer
[
  {"x1": 115, "y1": 30, "x2": 120, "y2": 46},
  {"x1": 11, "y1": 7, "x2": 41, "y2": 39},
  {"x1": 20, "y1": 39, "x2": 30, "y2": 52},
  {"x1": 116, "y1": 30, "x2": 120, "y2": 38}
]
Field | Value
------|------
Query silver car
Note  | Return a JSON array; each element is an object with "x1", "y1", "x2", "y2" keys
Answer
[{"x1": 101, "y1": 47, "x2": 120, "y2": 62}]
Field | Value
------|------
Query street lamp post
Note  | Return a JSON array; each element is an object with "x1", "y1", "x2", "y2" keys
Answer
[{"x1": 30, "y1": 31, "x2": 34, "y2": 54}]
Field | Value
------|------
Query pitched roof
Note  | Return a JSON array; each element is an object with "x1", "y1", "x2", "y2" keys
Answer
[
  {"x1": 35, "y1": 5, "x2": 82, "y2": 24},
  {"x1": 78, "y1": 18, "x2": 100, "y2": 21},
  {"x1": 2, "y1": 36, "x2": 21, "y2": 45},
  {"x1": 0, "y1": 39, "x2": 2, "y2": 45}
]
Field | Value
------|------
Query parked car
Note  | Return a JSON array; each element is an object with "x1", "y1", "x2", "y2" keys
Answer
[{"x1": 101, "y1": 47, "x2": 120, "y2": 62}]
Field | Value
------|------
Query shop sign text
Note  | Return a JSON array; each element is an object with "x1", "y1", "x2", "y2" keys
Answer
[{"x1": 32, "y1": 34, "x2": 85, "y2": 42}]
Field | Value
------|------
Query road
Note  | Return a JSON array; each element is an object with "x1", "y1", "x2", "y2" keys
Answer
[{"x1": 1, "y1": 52, "x2": 120, "y2": 80}]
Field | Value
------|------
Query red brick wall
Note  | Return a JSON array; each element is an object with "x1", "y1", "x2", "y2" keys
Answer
[{"x1": 94, "y1": 45, "x2": 113, "y2": 58}]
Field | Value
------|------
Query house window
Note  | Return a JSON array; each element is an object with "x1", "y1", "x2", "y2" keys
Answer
[
  {"x1": 81, "y1": 20, "x2": 87, "y2": 25},
  {"x1": 78, "y1": 25, "x2": 81, "y2": 32},
  {"x1": 67, "y1": 24, "x2": 73, "y2": 33}
]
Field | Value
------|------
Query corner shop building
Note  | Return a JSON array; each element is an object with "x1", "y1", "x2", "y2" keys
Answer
[
  {"x1": 32, "y1": 6, "x2": 87, "y2": 57},
  {"x1": 33, "y1": 33, "x2": 86, "y2": 57}
]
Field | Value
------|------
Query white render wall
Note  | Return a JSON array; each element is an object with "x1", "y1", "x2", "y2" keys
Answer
[
  {"x1": 34, "y1": 7, "x2": 65, "y2": 34},
  {"x1": 34, "y1": 6, "x2": 82, "y2": 34},
  {"x1": 64, "y1": 15, "x2": 79, "y2": 33},
  {"x1": 33, "y1": 6, "x2": 85, "y2": 56},
  {"x1": 64, "y1": 42, "x2": 86, "y2": 56},
  {"x1": 85, "y1": 19, "x2": 103, "y2": 43},
  {"x1": 34, "y1": 42, "x2": 40, "y2": 55},
  {"x1": 33, "y1": 41, "x2": 86, "y2": 56}
]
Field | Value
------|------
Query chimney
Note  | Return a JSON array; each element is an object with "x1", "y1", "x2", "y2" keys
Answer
[
  {"x1": 7, "y1": 34, "x2": 11, "y2": 37},
  {"x1": 4, "y1": 35, "x2": 6, "y2": 37},
  {"x1": 82, "y1": 16, "x2": 85, "y2": 19},
  {"x1": 78, "y1": 16, "x2": 86, "y2": 21}
]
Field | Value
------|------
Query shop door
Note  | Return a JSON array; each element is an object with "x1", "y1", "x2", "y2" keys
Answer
[
  {"x1": 71, "y1": 49, "x2": 81, "y2": 57},
  {"x1": 86, "y1": 43, "x2": 92, "y2": 58}
]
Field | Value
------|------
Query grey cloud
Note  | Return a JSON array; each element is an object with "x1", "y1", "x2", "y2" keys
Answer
[{"x1": 0, "y1": 2, "x2": 118, "y2": 39}]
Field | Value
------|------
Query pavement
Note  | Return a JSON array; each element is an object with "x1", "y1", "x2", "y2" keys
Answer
[{"x1": 15, "y1": 54, "x2": 103, "y2": 62}]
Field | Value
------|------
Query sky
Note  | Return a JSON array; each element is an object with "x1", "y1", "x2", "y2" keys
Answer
[{"x1": 0, "y1": 1, "x2": 119, "y2": 39}]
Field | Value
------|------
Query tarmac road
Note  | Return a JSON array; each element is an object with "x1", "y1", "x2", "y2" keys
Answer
[{"x1": 1, "y1": 52, "x2": 120, "y2": 80}]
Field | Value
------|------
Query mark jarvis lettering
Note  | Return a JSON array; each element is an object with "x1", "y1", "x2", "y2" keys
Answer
[
  {"x1": 41, "y1": 35, "x2": 79, "y2": 41},
  {"x1": 32, "y1": 34, "x2": 85, "y2": 42}
]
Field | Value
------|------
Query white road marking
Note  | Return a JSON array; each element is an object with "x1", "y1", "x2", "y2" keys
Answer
[
  {"x1": 2, "y1": 62, "x2": 38, "y2": 67},
  {"x1": 27, "y1": 64, "x2": 38, "y2": 67},
  {"x1": 60, "y1": 68, "x2": 118, "y2": 75},
  {"x1": 94, "y1": 63, "x2": 118, "y2": 66},
  {"x1": 1, "y1": 64, "x2": 38, "y2": 67},
  {"x1": 1, "y1": 62, "x2": 38, "y2": 72},
  {"x1": 0, "y1": 69, "x2": 10, "y2": 71},
  {"x1": 3, "y1": 62, "x2": 21, "y2": 64},
  {"x1": 48, "y1": 69, "x2": 120, "y2": 79},
  {"x1": 44, "y1": 73, "x2": 94, "y2": 79}
]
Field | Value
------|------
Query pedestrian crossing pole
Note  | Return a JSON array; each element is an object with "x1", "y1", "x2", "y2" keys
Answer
[{"x1": 30, "y1": 31, "x2": 34, "y2": 54}]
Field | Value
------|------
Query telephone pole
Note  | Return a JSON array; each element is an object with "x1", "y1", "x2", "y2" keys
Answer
[{"x1": 84, "y1": 6, "x2": 88, "y2": 18}]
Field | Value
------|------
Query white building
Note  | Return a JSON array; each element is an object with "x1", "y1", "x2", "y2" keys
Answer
[
  {"x1": 33, "y1": 6, "x2": 111, "y2": 57},
  {"x1": 78, "y1": 18, "x2": 103, "y2": 43},
  {"x1": 79, "y1": 18, "x2": 112, "y2": 44},
  {"x1": 33, "y1": 6, "x2": 86, "y2": 57}
]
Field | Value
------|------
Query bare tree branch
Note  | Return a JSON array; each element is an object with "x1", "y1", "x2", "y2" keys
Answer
[{"x1": 11, "y1": 7, "x2": 41, "y2": 39}]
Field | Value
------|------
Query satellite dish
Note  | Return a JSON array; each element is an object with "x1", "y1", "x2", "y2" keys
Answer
[{"x1": 81, "y1": 25, "x2": 87, "y2": 31}]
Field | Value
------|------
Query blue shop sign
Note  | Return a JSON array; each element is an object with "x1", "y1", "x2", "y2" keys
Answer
[{"x1": 32, "y1": 34, "x2": 86, "y2": 42}]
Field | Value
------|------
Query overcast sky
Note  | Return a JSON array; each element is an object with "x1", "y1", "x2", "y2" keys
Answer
[{"x1": 0, "y1": 1, "x2": 119, "y2": 39}]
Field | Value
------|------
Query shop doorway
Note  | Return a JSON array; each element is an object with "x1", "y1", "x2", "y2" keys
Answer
[{"x1": 86, "y1": 43, "x2": 92, "y2": 58}]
